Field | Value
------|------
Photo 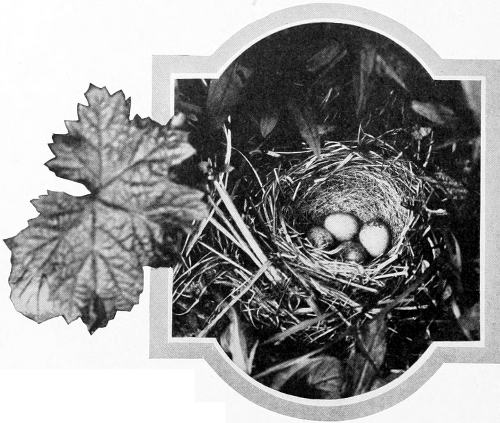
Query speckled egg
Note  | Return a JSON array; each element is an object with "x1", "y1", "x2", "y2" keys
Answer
[
  {"x1": 307, "y1": 226, "x2": 335, "y2": 249},
  {"x1": 338, "y1": 241, "x2": 367, "y2": 264}
]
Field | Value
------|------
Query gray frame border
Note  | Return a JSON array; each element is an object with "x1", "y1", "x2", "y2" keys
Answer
[{"x1": 150, "y1": 4, "x2": 499, "y2": 420}]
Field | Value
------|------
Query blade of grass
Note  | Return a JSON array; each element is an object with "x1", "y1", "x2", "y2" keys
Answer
[
  {"x1": 253, "y1": 346, "x2": 327, "y2": 380},
  {"x1": 261, "y1": 311, "x2": 336, "y2": 346},
  {"x1": 207, "y1": 214, "x2": 261, "y2": 267},
  {"x1": 207, "y1": 197, "x2": 264, "y2": 268},
  {"x1": 213, "y1": 180, "x2": 282, "y2": 283},
  {"x1": 198, "y1": 241, "x2": 252, "y2": 277},
  {"x1": 197, "y1": 262, "x2": 271, "y2": 337}
]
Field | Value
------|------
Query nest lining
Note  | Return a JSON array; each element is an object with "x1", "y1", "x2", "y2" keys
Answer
[{"x1": 283, "y1": 143, "x2": 422, "y2": 239}]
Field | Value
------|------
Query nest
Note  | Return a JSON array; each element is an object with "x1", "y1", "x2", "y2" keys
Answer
[
  {"x1": 174, "y1": 140, "x2": 448, "y2": 344},
  {"x1": 291, "y1": 156, "x2": 413, "y2": 240}
]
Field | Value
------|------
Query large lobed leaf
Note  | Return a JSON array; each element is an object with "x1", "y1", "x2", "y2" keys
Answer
[{"x1": 6, "y1": 85, "x2": 208, "y2": 331}]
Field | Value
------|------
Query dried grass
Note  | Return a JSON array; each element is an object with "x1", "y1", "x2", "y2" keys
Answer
[{"x1": 173, "y1": 138, "x2": 447, "y2": 344}]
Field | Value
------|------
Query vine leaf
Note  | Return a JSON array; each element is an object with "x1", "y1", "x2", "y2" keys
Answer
[{"x1": 5, "y1": 85, "x2": 208, "y2": 331}]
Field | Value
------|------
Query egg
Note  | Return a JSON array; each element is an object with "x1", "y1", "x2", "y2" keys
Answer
[
  {"x1": 324, "y1": 212, "x2": 360, "y2": 241},
  {"x1": 307, "y1": 226, "x2": 335, "y2": 249},
  {"x1": 359, "y1": 219, "x2": 391, "y2": 257},
  {"x1": 338, "y1": 241, "x2": 367, "y2": 264}
]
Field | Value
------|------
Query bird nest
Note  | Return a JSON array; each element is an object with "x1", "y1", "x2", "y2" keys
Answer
[{"x1": 173, "y1": 140, "x2": 450, "y2": 344}]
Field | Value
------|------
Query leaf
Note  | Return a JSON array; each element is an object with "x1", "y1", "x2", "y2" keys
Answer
[
  {"x1": 375, "y1": 54, "x2": 408, "y2": 91},
  {"x1": 271, "y1": 355, "x2": 344, "y2": 399},
  {"x1": 461, "y1": 80, "x2": 481, "y2": 126},
  {"x1": 287, "y1": 98, "x2": 321, "y2": 156},
  {"x1": 444, "y1": 232, "x2": 462, "y2": 273},
  {"x1": 411, "y1": 100, "x2": 459, "y2": 127},
  {"x1": 207, "y1": 61, "x2": 253, "y2": 127},
  {"x1": 458, "y1": 302, "x2": 480, "y2": 332},
  {"x1": 306, "y1": 41, "x2": 346, "y2": 73},
  {"x1": 353, "y1": 42, "x2": 377, "y2": 117},
  {"x1": 259, "y1": 109, "x2": 280, "y2": 138},
  {"x1": 6, "y1": 85, "x2": 208, "y2": 330},
  {"x1": 302, "y1": 356, "x2": 344, "y2": 399},
  {"x1": 354, "y1": 44, "x2": 410, "y2": 117},
  {"x1": 219, "y1": 307, "x2": 257, "y2": 374},
  {"x1": 247, "y1": 94, "x2": 280, "y2": 138},
  {"x1": 347, "y1": 317, "x2": 388, "y2": 396},
  {"x1": 370, "y1": 373, "x2": 401, "y2": 391}
]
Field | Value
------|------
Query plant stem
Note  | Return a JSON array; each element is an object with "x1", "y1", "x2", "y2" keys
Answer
[{"x1": 212, "y1": 180, "x2": 282, "y2": 283}]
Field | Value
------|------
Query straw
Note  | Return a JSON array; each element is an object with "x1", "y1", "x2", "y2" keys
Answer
[{"x1": 173, "y1": 138, "x2": 449, "y2": 343}]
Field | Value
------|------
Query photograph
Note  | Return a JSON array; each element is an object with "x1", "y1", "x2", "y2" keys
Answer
[{"x1": 170, "y1": 22, "x2": 481, "y2": 399}]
